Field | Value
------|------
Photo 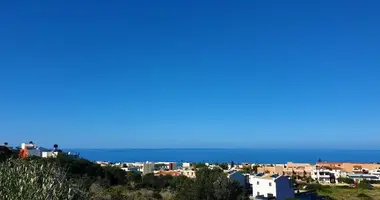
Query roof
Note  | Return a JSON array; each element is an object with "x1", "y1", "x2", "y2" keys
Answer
[
  {"x1": 321, "y1": 166, "x2": 343, "y2": 170},
  {"x1": 154, "y1": 171, "x2": 181, "y2": 176},
  {"x1": 228, "y1": 170, "x2": 237, "y2": 175},
  {"x1": 256, "y1": 172, "x2": 265, "y2": 177},
  {"x1": 270, "y1": 174, "x2": 279, "y2": 178},
  {"x1": 253, "y1": 173, "x2": 283, "y2": 180},
  {"x1": 37, "y1": 147, "x2": 50, "y2": 152},
  {"x1": 227, "y1": 170, "x2": 244, "y2": 177}
]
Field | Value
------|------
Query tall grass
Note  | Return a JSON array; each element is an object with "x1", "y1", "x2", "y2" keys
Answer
[{"x1": 0, "y1": 158, "x2": 87, "y2": 200}]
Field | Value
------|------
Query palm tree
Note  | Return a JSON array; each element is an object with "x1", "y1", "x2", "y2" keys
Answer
[
  {"x1": 29, "y1": 141, "x2": 34, "y2": 144},
  {"x1": 53, "y1": 144, "x2": 58, "y2": 149},
  {"x1": 3, "y1": 142, "x2": 8, "y2": 146}
]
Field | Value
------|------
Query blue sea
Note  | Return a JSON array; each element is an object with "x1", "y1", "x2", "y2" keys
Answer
[{"x1": 68, "y1": 149, "x2": 380, "y2": 164}]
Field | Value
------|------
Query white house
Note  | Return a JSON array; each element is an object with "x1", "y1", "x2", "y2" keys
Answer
[
  {"x1": 369, "y1": 168, "x2": 380, "y2": 176},
  {"x1": 250, "y1": 174, "x2": 294, "y2": 200},
  {"x1": 182, "y1": 169, "x2": 196, "y2": 178},
  {"x1": 117, "y1": 162, "x2": 155, "y2": 175},
  {"x1": 311, "y1": 167, "x2": 346, "y2": 184},
  {"x1": 182, "y1": 162, "x2": 192, "y2": 169},
  {"x1": 348, "y1": 174, "x2": 380, "y2": 182},
  {"x1": 42, "y1": 151, "x2": 59, "y2": 158}
]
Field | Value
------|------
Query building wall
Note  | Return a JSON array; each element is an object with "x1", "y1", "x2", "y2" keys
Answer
[
  {"x1": 257, "y1": 166, "x2": 284, "y2": 175},
  {"x1": 169, "y1": 162, "x2": 177, "y2": 170},
  {"x1": 21, "y1": 143, "x2": 36, "y2": 150},
  {"x1": 182, "y1": 170, "x2": 196, "y2": 178},
  {"x1": 318, "y1": 162, "x2": 380, "y2": 173},
  {"x1": 182, "y1": 162, "x2": 191, "y2": 168},
  {"x1": 42, "y1": 152, "x2": 56, "y2": 158},
  {"x1": 251, "y1": 178, "x2": 276, "y2": 198},
  {"x1": 28, "y1": 149, "x2": 41, "y2": 157},
  {"x1": 275, "y1": 176, "x2": 295, "y2": 200},
  {"x1": 142, "y1": 162, "x2": 155, "y2": 175},
  {"x1": 284, "y1": 162, "x2": 314, "y2": 177}
]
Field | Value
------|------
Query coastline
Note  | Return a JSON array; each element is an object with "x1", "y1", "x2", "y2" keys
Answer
[{"x1": 66, "y1": 148, "x2": 380, "y2": 163}]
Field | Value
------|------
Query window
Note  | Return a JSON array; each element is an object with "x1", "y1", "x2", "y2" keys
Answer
[
  {"x1": 269, "y1": 182, "x2": 272, "y2": 186},
  {"x1": 257, "y1": 181, "x2": 259, "y2": 185}
]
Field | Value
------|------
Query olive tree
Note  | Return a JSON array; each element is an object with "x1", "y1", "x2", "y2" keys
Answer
[{"x1": 0, "y1": 158, "x2": 87, "y2": 200}]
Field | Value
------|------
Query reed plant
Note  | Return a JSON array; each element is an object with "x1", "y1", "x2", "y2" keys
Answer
[{"x1": 0, "y1": 158, "x2": 87, "y2": 200}]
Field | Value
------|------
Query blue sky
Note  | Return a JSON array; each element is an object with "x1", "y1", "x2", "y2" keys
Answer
[{"x1": 1, "y1": 0, "x2": 379, "y2": 149}]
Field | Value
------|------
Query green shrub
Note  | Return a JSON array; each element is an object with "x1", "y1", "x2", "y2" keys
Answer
[
  {"x1": 357, "y1": 193, "x2": 373, "y2": 200},
  {"x1": 358, "y1": 182, "x2": 373, "y2": 190},
  {"x1": 337, "y1": 177, "x2": 354, "y2": 184},
  {"x1": 0, "y1": 158, "x2": 87, "y2": 200}
]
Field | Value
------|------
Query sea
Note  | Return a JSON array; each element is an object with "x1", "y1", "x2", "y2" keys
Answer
[{"x1": 67, "y1": 149, "x2": 380, "y2": 164}]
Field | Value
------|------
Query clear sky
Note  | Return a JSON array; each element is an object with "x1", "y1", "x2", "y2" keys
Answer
[{"x1": 1, "y1": 0, "x2": 379, "y2": 149}]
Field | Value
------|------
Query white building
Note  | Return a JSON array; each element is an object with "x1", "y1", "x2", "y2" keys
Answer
[
  {"x1": 42, "y1": 151, "x2": 59, "y2": 158},
  {"x1": 142, "y1": 162, "x2": 155, "y2": 175},
  {"x1": 182, "y1": 162, "x2": 192, "y2": 169},
  {"x1": 182, "y1": 169, "x2": 196, "y2": 178},
  {"x1": 250, "y1": 174, "x2": 294, "y2": 200},
  {"x1": 311, "y1": 167, "x2": 346, "y2": 184},
  {"x1": 348, "y1": 174, "x2": 380, "y2": 182},
  {"x1": 369, "y1": 168, "x2": 380, "y2": 176},
  {"x1": 119, "y1": 162, "x2": 155, "y2": 175},
  {"x1": 155, "y1": 162, "x2": 178, "y2": 170}
]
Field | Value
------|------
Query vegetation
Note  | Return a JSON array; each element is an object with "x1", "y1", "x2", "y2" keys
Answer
[
  {"x1": 176, "y1": 168, "x2": 248, "y2": 200},
  {"x1": 0, "y1": 158, "x2": 87, "y2": 200},
  {"x1": 193, "y1": 162, "x2": 207, "y2": 169},
  {"x1": 218, "y1": 163, "x2": 229, "y2": 170},
  {"x1": 0, "y1": 146, "x2": 17, "y2": 162},
  {"x1": 240, "y1": 165, "x2": 258, "y2": 174},
  {"x1": 337, "y1": 177, "x2": 355, "y2": 184},
  {"x1": 308, "y1": 183, "x2": 380, "y2": 200},
  {"x1": 0, "y1": 153, "x2": 249, "y2": 200}
]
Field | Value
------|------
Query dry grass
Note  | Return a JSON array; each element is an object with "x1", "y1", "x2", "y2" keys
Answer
[{"x1": 318, "y1": 186, "x2": 380, "y2": 200}]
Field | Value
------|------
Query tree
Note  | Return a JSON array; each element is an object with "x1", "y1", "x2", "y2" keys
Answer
[
  {"x1": 194, "y1": 162, "x2": 207, "y2": 169},
  {"x1": 337, "y1": 177, "x2": 354, "y2": 184},
  {"x1": 219, "y1": 163, "x2": 229, "y2": 170},
  {"x1": 170, "y1": 175, "x2": 192, "y2": 191},
  {"x1": 176, "y1": 168, "x2": 248, "y2": 200},
  {"x1": 126, "y1": 171, "x2": 142, "y2": 188},
  {"x1": 252, "y1": 165, "x2": 259, "y2": 174},
  {"x1": 0, "y1": 146, "x2": 17, "y2": 162},
  {"x1": 104, "y1": 166, "x2": 127, "y2": 185},
  {"x1": 240, "y1": 166, "x2": 252, "y2": 174}
]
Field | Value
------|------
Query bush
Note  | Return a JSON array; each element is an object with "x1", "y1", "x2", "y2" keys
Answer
[
  {"x1": 0, "y1": 158, "x2": 87, "y2": 200},
  {"x1": 337, "y1": 177, "x2": 354, "y2": 184},
  {"x1": 357, "y1": 193, "x2": 373, "y2": 200},
  {"x1": 358, "y1": 182, "x2": 373, "y2": 190}
]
